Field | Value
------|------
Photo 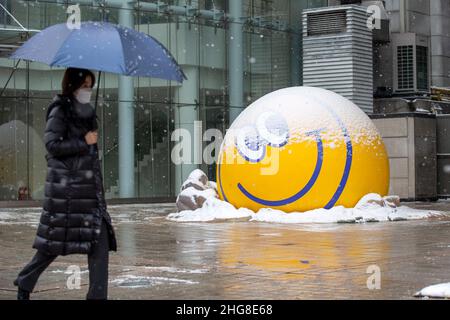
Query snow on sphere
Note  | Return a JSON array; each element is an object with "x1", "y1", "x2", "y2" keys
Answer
[{"x1": 217, "y1": 87, "x2": 390, "y2": 213}]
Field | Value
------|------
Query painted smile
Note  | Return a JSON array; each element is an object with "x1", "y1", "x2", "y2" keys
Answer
[{"x1": 237, "y1": 130, "x2": 324, "y2": 207}]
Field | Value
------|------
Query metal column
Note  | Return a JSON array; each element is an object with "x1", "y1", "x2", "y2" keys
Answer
[
  {"x1": 228, "y1": 0, "x2": 244, "y2": 123},
  {"x1": 118, "y1": 1, "x2": 135, "y2": 198},
  {"x1": 290, "y1": 1, "x2": 305, "y2": 86},
  {"x1": 174, "y1": 66, "x2": 200, "y2": 193}
]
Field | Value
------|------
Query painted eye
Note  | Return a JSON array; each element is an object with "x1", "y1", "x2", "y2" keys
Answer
[
  {"x1": 256, "y1": 111, "x2": 289, "y2": 147},
  {"x1": 235, "y1": 125, "x2": 266, "y2": 163}
]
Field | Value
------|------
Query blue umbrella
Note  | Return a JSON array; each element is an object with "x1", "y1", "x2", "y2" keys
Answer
[
  {"x1": 10, "y1": 21, "x2": 187, "y2": 82},
  {"x1": 5, "y1": 21, "x2": 187, "y2": 155}
]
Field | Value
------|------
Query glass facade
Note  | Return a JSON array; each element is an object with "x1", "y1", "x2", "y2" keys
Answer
[{"x1": 0, "y1": 0, "x2": 327, "y2": 201}]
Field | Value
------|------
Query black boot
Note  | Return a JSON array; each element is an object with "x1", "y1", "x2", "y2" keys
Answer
[{"x1": 17, "y1": 287, "x2": 30, "y2": 300}]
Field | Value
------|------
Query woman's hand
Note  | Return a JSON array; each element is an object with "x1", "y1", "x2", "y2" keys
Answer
[{"x1": 85, "y1": 131, "x2": 98, "y2": 145}]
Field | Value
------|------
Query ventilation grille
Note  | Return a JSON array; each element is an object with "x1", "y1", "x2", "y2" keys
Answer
[
  {"x1": 307, "y1": 11, "x2": 347, "y2": 36},
  {"x1": 397, "y1": 45, "x2": 414, "y2": 90}
]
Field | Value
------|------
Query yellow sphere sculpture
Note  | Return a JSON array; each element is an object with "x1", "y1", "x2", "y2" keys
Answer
[{"x1": 217, "y1": 87, "x2": 390, "y2": 212}]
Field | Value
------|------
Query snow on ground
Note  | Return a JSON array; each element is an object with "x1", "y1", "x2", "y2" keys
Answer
[
  {"x1": 415, "y1": 283, "x2": 450, "y2": 299},
  {"x1": 0, "y1": 208, "x2": 41, "y2": 226},
  {"x1": 143, "y1": 266, "x2": 208, "y2": 274},
  {"x1": 111, "y1": 275, "x2": 198, "y2": 288},
  {"x1": 51, "y1": 269, "x2": 89, "y2": 274},
  {"x1": 0, "y1": 193, "x2": 445, "y2": 226},
  {"x1": 169, "y1": 197, "x2": 254, "y2": 222},
  {"x1": 167, "y1": 193, "x2": 446, "y2": 224}
]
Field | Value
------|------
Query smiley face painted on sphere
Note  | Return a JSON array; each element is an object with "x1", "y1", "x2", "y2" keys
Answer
[{"x1": 217, "y1": 87, "x2": 389, "y2": 213}]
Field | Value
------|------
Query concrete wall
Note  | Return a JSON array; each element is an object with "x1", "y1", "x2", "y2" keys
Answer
[{"x1": 372, "y1": 114, "x2": 437, "y2": 200}]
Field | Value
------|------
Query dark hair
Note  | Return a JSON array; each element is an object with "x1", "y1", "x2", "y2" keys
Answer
[{"x1": 61, "y1": 67, "x2": 95, "y2": 97}]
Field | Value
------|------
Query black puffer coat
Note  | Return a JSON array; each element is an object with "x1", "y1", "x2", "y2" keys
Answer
[{"x1": 33, "y1": 94, "x2": 117, "y2": 256}]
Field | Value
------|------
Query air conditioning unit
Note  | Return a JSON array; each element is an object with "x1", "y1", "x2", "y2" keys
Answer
[
  {"x1": 392, "y1": 33, "x2": 430, "y2": 94},
  {"x1": 302, "y1": 5, "x2": 373, "y2": 113}
]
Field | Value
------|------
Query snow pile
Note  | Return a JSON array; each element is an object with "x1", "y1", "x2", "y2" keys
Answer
[
  {"x1": 251, "y1": 195, "x2": 435, "y2": 224},
  {"x1": 168, "y1": 172, "x2": 445, "y2": 224},
  {"x1": 176, "y1": 169, "x2": 219, "y2": 212},
  {"x1": 415, "y1": 283, "x2": 450, "y2": 299},
  {"x1": 170, "y1": 197, "x2": 253, "y2": 222}
]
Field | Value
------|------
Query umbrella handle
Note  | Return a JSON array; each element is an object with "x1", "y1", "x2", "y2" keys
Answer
[
  {"x1": 94, "y1": 70, "x2": 101, "y2": 112},
  {"x1": 90, "y1": 71, "x2": 101, "y2": 156}
]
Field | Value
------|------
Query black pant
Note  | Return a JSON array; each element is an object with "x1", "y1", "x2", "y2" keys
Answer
[{"x1": 14, "y1": 218, "x2": 110, "y2": 300}]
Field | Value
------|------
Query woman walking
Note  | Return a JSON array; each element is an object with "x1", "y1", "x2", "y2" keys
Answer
[{"x1": 14, "y1": 67, "x2": 117, "y2": 300}]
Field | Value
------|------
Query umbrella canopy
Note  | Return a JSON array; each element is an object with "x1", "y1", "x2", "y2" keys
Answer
[{"x1": 10, "y1": 21, "x2": 187, "y2": 82}]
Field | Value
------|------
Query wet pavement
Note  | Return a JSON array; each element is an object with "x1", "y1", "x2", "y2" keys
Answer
[{"x1": 0, "y1": 202, "x2": 450, "y2": 300}]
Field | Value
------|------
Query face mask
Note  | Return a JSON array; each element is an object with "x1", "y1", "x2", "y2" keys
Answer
[{"x1": 75, "y1": 88, "x2": 93, "y2": 104}]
